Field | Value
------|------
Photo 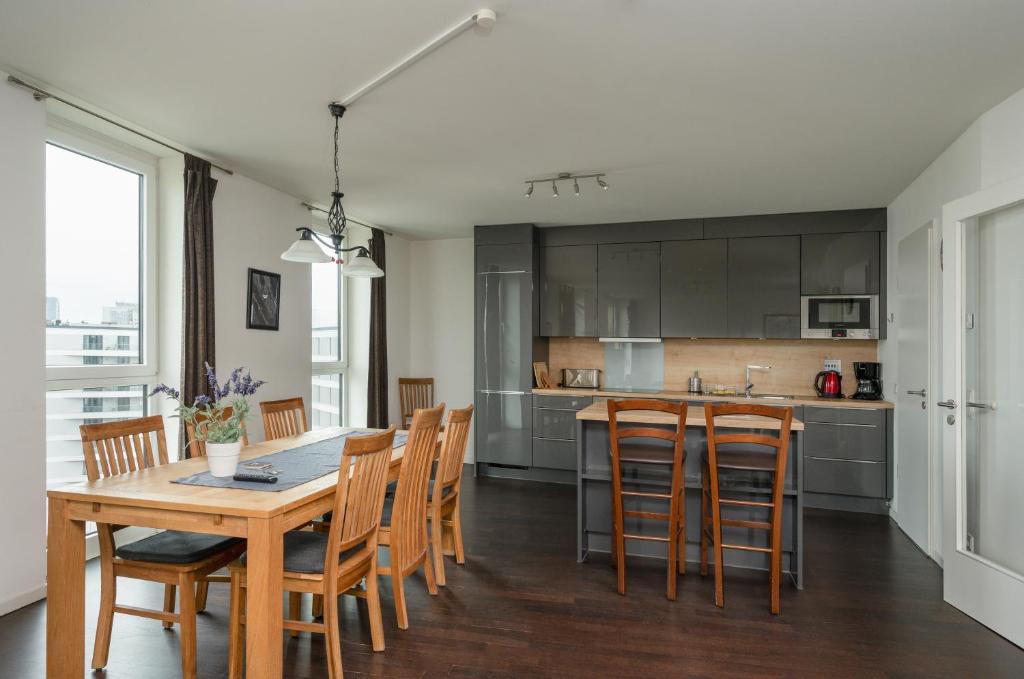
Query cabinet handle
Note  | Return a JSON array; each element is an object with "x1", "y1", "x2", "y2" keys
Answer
[
  {"x1": 808, "y1": 456, "x2": 883, "y2": 464},
  {"x1": 806, "y1": 421, "x2": 877, "y2": 428}
]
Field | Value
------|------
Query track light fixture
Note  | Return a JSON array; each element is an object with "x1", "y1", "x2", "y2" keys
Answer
[{"x1": 522, "y1": 172, "x2": 608, "y2": 198}]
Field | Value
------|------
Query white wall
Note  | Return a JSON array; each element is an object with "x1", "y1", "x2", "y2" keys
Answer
[
  {"x1": 884, "y1": 84, "x2": 1024, "y2": 554},
  {"x1": 0, "y1": 78, "x2": 48, "y2": 615},
  {"x1": 408, "y1": 238, "x2": 476, "y2": 461}
]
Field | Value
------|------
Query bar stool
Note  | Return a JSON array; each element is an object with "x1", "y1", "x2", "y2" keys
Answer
[
  {"x1": 607, "y1": 399, "x2": 687, "y2": 600},
  {"x1": 700, "y1": 402, "x2": 793, "y2": 614}
]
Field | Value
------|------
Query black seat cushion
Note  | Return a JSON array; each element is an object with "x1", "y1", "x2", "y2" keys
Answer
[
  {"x1": 115, "y1": 531, "x2": 242, "y2": 565},
  {"x1": 240, "y1": 531, "x2": 365, "y2": 574},
  {"x1": 380, "y1": 480, "x2": 453, "y2": 528}
]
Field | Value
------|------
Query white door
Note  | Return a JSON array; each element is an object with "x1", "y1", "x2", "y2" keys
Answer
[
  {"x1": 941, "y1": 175, "x2": 1024, "y2": 647},
  {"x1": 895, "y1": 221, "x2": 934, "y2": 554}
]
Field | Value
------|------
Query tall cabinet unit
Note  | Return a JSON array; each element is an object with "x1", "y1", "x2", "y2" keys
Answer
[{"x1": 474, "y1": 225, "x2": 542, "y2": 474}]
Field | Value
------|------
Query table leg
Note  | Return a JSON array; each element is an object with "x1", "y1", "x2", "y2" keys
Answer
[
  {"x1": 47, "y1": 497, "x2": 85, "y2": 678},
  {"x1": 245, "y1": 515, "x2": 284, "y2": 679}
]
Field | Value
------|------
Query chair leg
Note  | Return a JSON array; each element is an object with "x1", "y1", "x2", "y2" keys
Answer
[
  {"x1": 423, "y1": 552, "x2": 439, "y2": 596},
  {"x1": 195, "y1": 580, "x2": 210, "y2": 613},
  {"x1": 677, "y1": 486, "x2": 687, "y2": 576},
  {"x1": 312, "y1": 593, "x2": 324, "y2": 618},
  {"x1": 323, "y1": 588, "x2": 344, "y2": 679},
  {"x1": 162, "y1": 584, "x2": 177, "y2": 629},
  {"x1": 666, "y1": 510, "x2": 678, "y2": 601},
  {"x1": 699, "y1": 471, "x2": 709, "y2": 577},
  {"x1": 391, "y1": 571, "x2": 409, "y2": 630},
  {"x1": 90, "y1": 558, "x2": 116, "y2": 669},
  {"x1": 451, "y1": 502, "x2": 466, "y2": 565},
  {"x1": 228, "y1": 573, "x2": 244, "y2": 679},
  {"x1": 770, "y1": 523, "x2": 782, "y2": 615},
  {"x1": 430, "y1": 514, "x2": 447, "y2": 587},
  {"x1": 712, "y1": 502, "x2": 725, "y2": 609},
  {"x1": 365, "y1": 562, "x2": 386, "y2": 652},
  {"x1": 288, "y1": 592, "x2": 302, "y2": 637},
  {"x1": 178, "y1": 573, "x2": 198, "y2": 679}
]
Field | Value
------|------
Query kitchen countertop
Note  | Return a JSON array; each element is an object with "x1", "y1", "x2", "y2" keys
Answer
[
  {"x1": 533, "y1": 387, "x2": 894, "y2": 409},
  {"x1": 574, "y1": 401, "x2": 805, "y2": 430}
]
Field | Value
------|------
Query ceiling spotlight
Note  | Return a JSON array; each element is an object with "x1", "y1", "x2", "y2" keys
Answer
[
  {"x1": 597, "y1": 176, "x2": 609, "y2": 190},
  {"x1": 525, "y1": 182, "x2": 534, "y2": 198},
  {"x1": 574, "y1": 178, "x2": 580, "y2": 196},
  {"x1": 552, "y1": 180, "x2": 559, "y2": 198}
]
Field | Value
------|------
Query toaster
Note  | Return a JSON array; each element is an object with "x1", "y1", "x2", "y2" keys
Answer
[{"x1": 562, "y1": 368, "x2": 601, "y2": 389}]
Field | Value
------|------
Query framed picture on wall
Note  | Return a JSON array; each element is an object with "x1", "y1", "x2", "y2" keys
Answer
[{"x1": 246, "y1": 268, "x2": 281, "y2": 331}]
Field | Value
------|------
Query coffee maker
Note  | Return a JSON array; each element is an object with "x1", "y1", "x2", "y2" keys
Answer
[{"x1": 852, "y1": 362, "x2": 883, "y2": 400}]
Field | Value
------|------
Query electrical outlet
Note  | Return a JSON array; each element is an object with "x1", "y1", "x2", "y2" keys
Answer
[{"x1": 824, "y1": 359, "x2": 841, "y2": 373}]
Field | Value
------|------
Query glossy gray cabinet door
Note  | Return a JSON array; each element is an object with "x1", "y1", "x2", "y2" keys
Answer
[
  {"x1": 661, "y1": 239, "x2": 728, "y2": 337},
  {"x1": 475, "y1": 244, "x2": 533, "y2": 392},
  {"x1": 540, "y1": 245, "x2": 597, "y2": 337},
  {"x1": 727, "y1": 236, "x2": 800, "y2": 338},
  {"x1": 597, "y1": 242, "x2": 661, "y2": 337},
  {"x1": 801, "y1": 232, "x2": 880, "y2": 295},
  {"x1": 475, "y1": 392, "x2": 531, "y2": 466}
]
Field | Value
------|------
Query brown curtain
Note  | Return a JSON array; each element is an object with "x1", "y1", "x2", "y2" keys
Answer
[
  {"x1": 181, "y1": 154, "x2": 218, "y2": 457},
  {"x1": 367, "y1": 228, "x2": 388, "y2": 428}
]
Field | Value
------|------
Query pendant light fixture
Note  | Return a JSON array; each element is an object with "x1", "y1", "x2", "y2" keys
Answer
[{"x1": 281, "y1": 103, "x2": 383, "y2": 278}]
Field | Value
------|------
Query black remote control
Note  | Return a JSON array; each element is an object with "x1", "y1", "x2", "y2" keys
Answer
[{"x1": 232, "y1": 472, "x2": 278, "y2": 484}]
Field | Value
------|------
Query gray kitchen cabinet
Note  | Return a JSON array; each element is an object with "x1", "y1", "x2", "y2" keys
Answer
[
  {"x1": 540, "y1": 245, "x2": 598, "y2": 337},
  {"x1": 803, "y1": 406, "x2": 891, "y2": 512},
  {"x1": 801, "y1": 232, "x2": 880, "y2": 295},
  {"x1": 727, "y1": 236, "x2": 800, "y2": 338},
  {"x1": 532, "y1": 395, "x2": 592, "y2": 472},
  {"x1": 661, "y1": 239, "x2": 728, "y2": 337},
  {"x1": 477, "y1": 391, "x2": 532, "y2": 467},
  {"x1": 597, "y1": 242, "x2": 661, "y2": 338}
]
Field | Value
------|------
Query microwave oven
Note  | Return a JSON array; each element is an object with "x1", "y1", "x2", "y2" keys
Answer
[{"x1": 801, "y1": 295, "x2": 879, "y2": 339}]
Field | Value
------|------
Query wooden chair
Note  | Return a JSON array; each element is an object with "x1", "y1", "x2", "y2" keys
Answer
[
  {"x1": 427, "y1": 405, "x2": 474, "y2": 586},
  {"x1": 379, "y1": 403, "x2": 445, "y2": 629},
  {"x1": 79, "y1": 415, "x2": 246, "y2": 679},
  {"x1": 700, "y1": 402, "x2": 793, "y2": 615},
  {"x1": 184, "y1": 407, "x2": 250, "y2": 612},
  {"x1": 259, "y1": 396, "x2": 307, "y2": 440},
  {"x1": 398, "y1": 378, "x2": 434, "y2": 429},
  {"x1": 227, "y1": 427, "x2": 396, "y2": 679},
  {"x1": 607, "y1": 399, "x2": 688, "y2": 600}
]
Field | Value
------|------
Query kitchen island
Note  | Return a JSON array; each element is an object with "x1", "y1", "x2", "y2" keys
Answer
[{"x1": 575, "y1": 402, "x2": 806, "y2": 588}]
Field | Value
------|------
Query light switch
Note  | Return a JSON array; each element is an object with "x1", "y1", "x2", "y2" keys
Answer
[{"x1": 824, "y1": 359, "x2": 841, "y2": 373}]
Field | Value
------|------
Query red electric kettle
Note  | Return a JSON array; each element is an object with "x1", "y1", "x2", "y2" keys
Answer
[{"x1": 814, "y1": 370, "x2": 843, "y2": 398}]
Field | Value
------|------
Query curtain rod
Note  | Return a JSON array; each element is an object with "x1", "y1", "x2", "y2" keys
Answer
[
  {"x1": 7, "y1": 75, "x2": 234, "y2": 175},
  {"x1": 302, "y1": 202, "x2": 395, "y2": 236}
]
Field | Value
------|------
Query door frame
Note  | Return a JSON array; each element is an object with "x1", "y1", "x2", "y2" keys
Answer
[{"x1": 940, "y1": 173, "x2": 1024, "y2": 647}]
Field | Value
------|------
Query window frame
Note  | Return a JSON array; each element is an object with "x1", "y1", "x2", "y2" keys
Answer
[{"x1": 44, "y1": 124, "x2": 159, "y2": 383}]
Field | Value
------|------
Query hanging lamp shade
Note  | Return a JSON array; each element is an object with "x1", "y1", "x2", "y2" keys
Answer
[
  {"x1": 343, "y1": 251, "x2": 384, "y2": 278},
  {"x1": 281, "y1": 230, "x2": 332, "y2": 263}
]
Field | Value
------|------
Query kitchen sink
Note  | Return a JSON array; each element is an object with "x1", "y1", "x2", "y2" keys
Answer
[{"x1": 748, "y1": 393, "x2": 795, "y2": 400}]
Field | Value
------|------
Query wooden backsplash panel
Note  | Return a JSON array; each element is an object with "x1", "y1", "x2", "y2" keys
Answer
[{"x1": 547, "y1": 338, "x2": 877, "y2": 397}]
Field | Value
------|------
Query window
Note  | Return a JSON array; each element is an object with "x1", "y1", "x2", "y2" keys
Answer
[
  {"x1": 44, "y1": 126, "x2": 159, "y2": 547},
  {"x1": 311, "y1": 232, "x2": 345, "y2": 429}
]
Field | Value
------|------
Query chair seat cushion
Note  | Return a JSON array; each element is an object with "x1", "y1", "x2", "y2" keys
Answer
[
  {"x1": 115, "y1": 531, "x2": 242, "y2": 565},
  {"x1": 702, "y1": 449, "x2": 777, "y2": 472},
  {"x1": 240, "y1": 531, "x2": 366, "y2": 574}
]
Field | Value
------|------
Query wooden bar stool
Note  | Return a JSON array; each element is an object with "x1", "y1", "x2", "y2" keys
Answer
[
  {"x1": 607, "y1": 399, "x2": 687, "y2": 600},
  {"x1": 398, "y1": 378, "x2": 434, "y2": 429},
  {"x1": 700, "y1": 402, "x2": 793, "y2": 615}
]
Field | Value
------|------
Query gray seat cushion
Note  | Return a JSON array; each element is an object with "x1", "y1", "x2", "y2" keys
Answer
[
  {"x1": 381, "y1": 480, "x2": 453, "y2": 528},
  {"x1": 241, "y1": 531, "x2": 365, "y2": 574},
  {"x1": 115, "y1": 531, "x2": 242, "y2": 565}
]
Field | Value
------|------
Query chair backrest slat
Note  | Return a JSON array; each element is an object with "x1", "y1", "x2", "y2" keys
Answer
[
  {"x1": 704, "y1": 402, "x2": 793, "y2": 487},
  {"x1": 607, "y1": 399, "x2": 687, "y2": 472},
  {"x1": 259, "y1": 397, "x2": 308, "y2": 441},
  {"x1": 435, "y1": 405, "x2": 474, "y2": 493},
  {"x1": 399, "y1": 378, "x2": 435, "y2": 428},
  {"x1": 323, "y1": 427, "x2": 397, "y2": 577},
  {"x1": 79, "y1": 415, "x2": 169, "y2": 482},
  {"x1": 391, "y1": 403, "x2": 445, "y2": 568}
]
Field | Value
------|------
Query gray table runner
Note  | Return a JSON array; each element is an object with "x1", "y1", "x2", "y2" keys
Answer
[{"x1": 172, "y1": 430, "x2": 408, "y2": 492}]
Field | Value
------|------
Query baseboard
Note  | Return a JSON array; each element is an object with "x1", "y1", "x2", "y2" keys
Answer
[{"x1": 0, "y1": 583, "x2": 47, "y2": 617}]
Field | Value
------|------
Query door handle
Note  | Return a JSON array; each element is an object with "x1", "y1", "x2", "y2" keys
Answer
[
  {"x1": 936, "y1": 399, "x2": 956, "y2": 409},
  {"x1": 967, "y1": 401, "x2": 993, "y2": 410},
  {"x1": 906, "y1": 389, "x2": 926, "y2": 397}
]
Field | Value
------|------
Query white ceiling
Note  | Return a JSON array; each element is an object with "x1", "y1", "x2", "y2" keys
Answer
[{"x1": 2, "y1": 1, "x2": 1024, "y2": 239}]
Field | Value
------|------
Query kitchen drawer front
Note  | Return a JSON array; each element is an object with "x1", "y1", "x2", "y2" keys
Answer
[
  {"x1": 534, "y1": 394, "x2": 594, "y2": 410},
  {"x1": 533, "y1": 408, "x2": 577, "y2": 439},
  {"x1": 804, "y1": 457, "x2": 887, "y2": 498},
  {"x1": 804, "y1": 406, "x2": 885, "y2": 427},
  {"x1": 532, "y1": 438, "x2": 577, "y2": 471},
  {"x1": 804, "y1": 420, "x2": 885, "y2": 462}
]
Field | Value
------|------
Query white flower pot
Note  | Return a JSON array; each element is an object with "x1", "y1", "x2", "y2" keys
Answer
[{"x1": 206, "y1": 441, "x2": 242, "y2": 478}]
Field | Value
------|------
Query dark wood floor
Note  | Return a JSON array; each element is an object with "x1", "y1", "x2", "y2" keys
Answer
[{"x1": 3, "y1": 475, "x2": 1023, "y2": 678}]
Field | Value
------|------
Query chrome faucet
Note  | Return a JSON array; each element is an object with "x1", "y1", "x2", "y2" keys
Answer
[{"x1": 744, "y1": 364, "x2": 772, "y2": 398}]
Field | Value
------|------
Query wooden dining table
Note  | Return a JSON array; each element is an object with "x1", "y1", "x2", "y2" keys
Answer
[{"x1": 45, "y1": 427, "x2": 407, "y2": 679}]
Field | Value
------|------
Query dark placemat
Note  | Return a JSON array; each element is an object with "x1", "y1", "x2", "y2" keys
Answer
[{"x1": 172, "y1": 430, "x2": 408, "y2": 492}]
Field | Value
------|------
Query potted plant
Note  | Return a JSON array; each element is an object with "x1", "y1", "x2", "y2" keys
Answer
[{"x1": 151, "y1": 363, "x2": 266, "y2": 477}]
